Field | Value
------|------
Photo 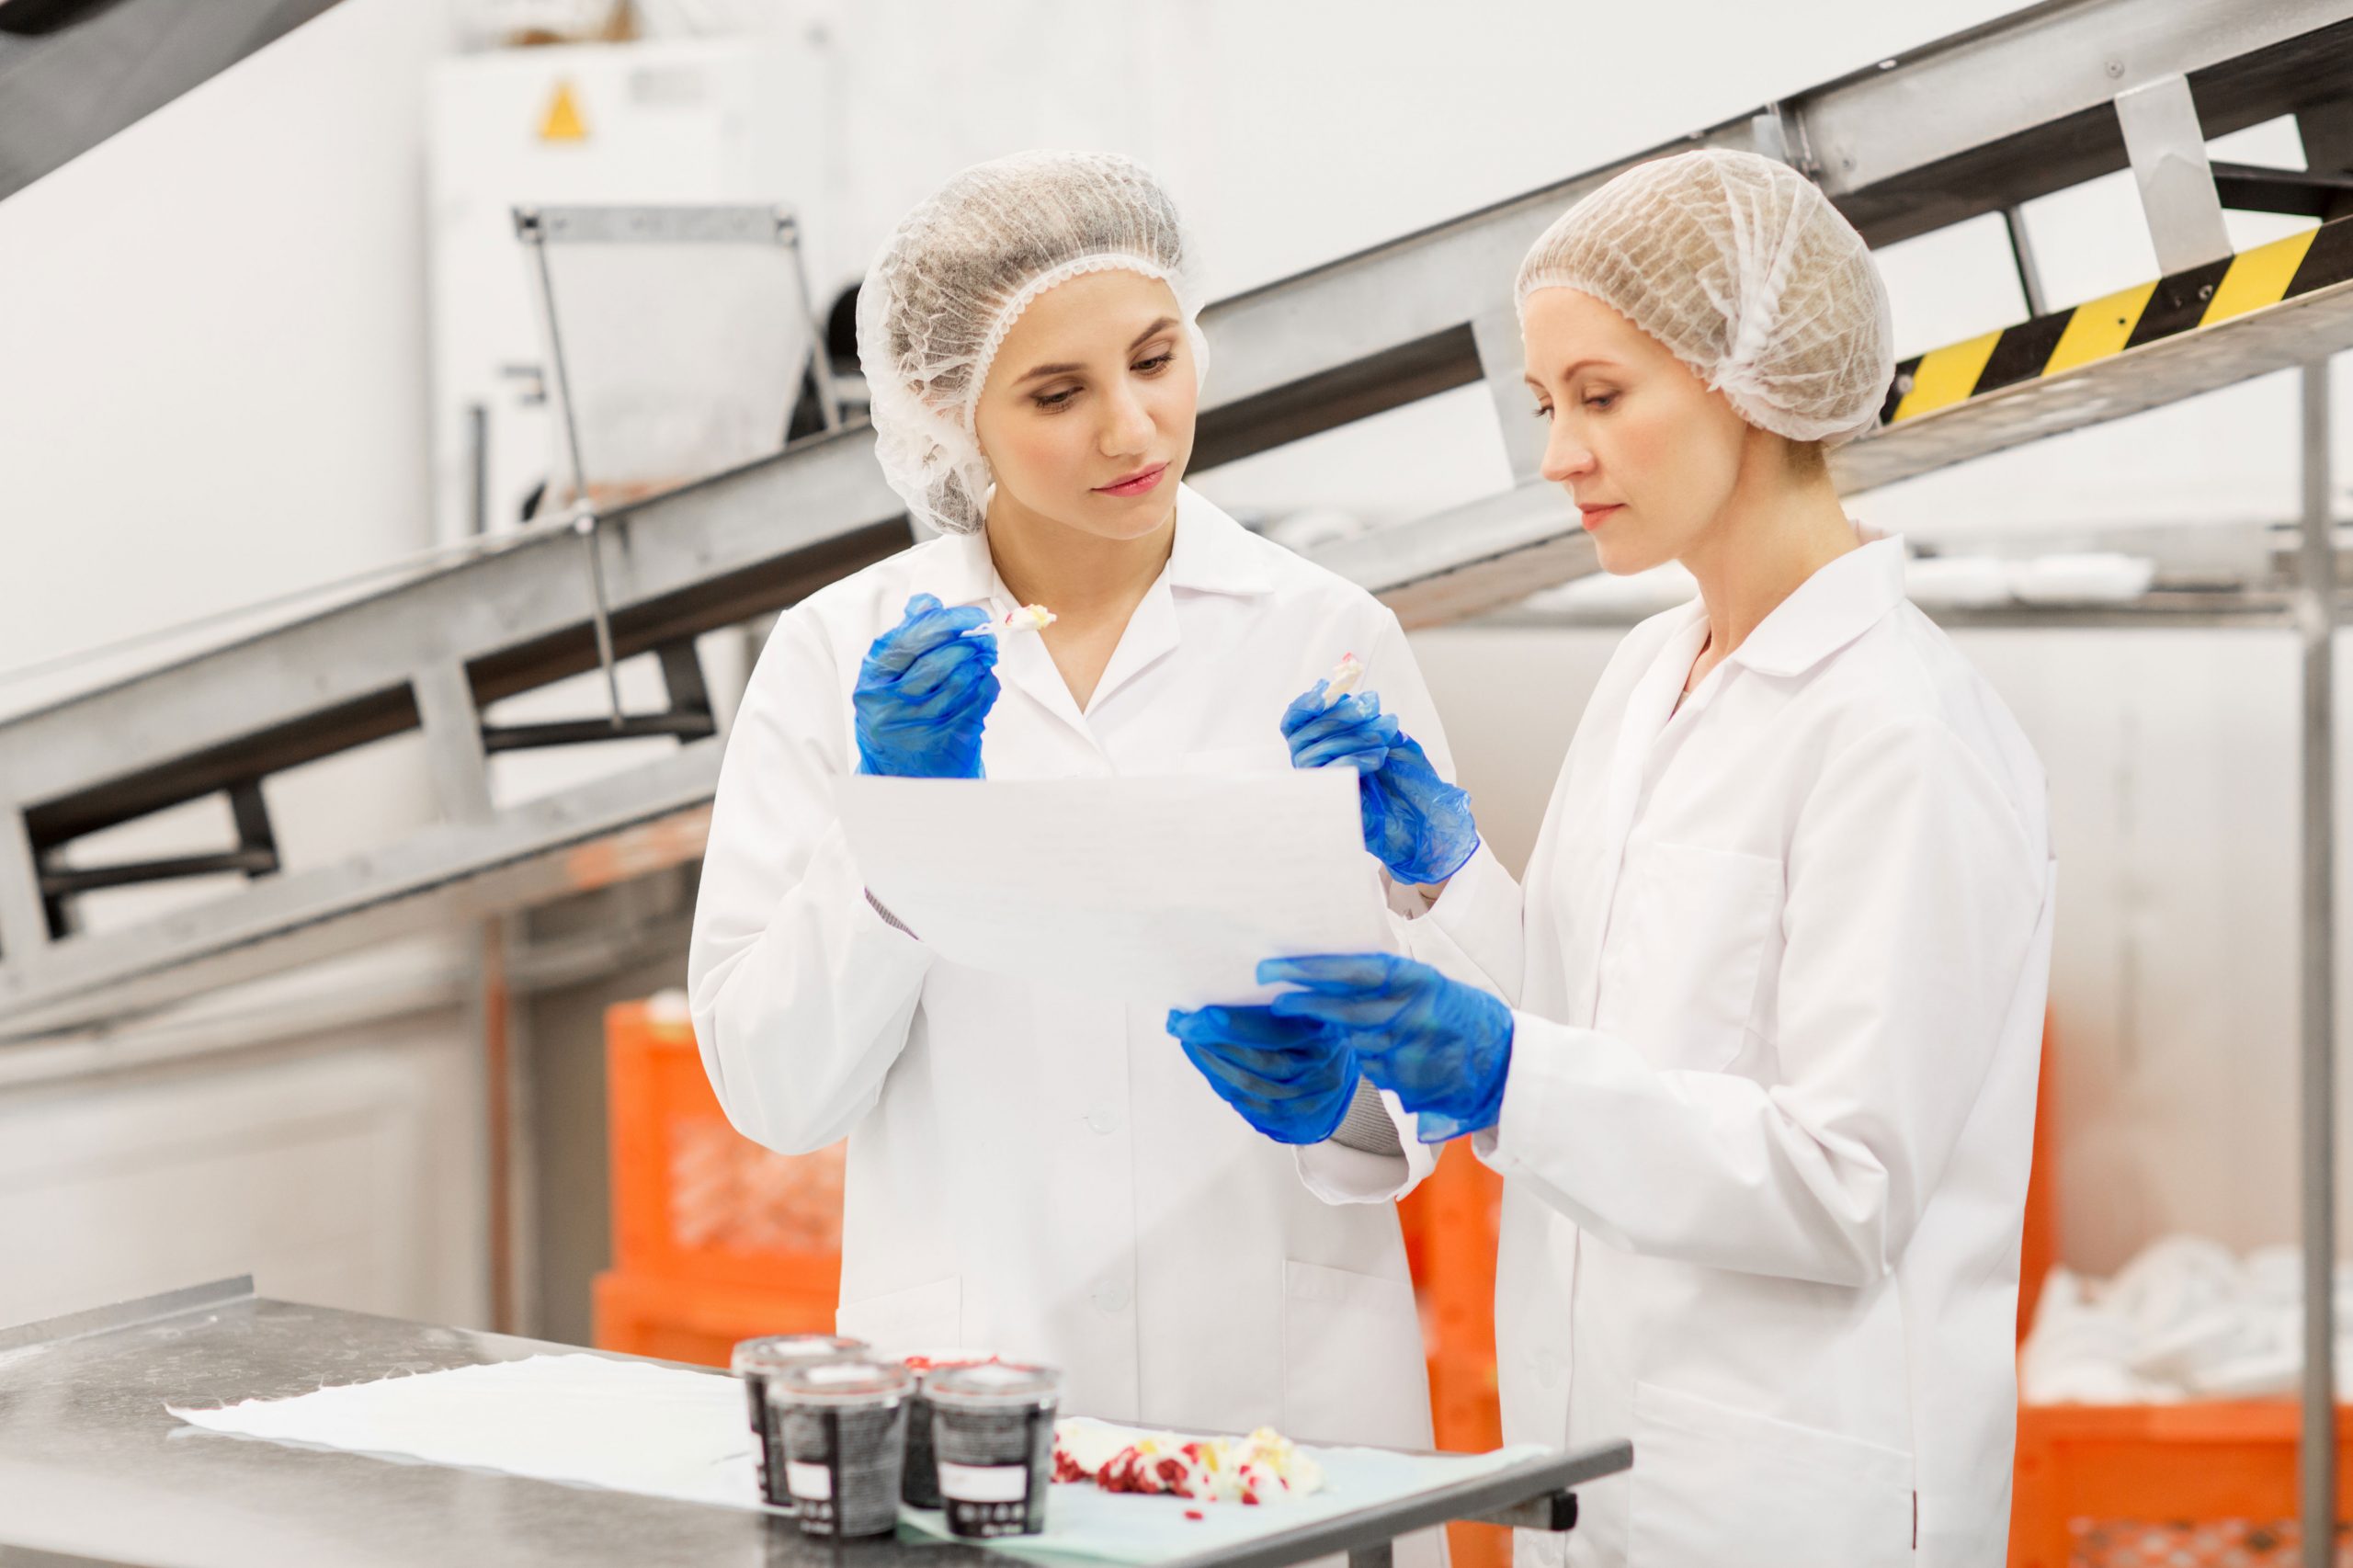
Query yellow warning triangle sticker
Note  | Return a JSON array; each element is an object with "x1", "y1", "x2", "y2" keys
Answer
[{"x1": 539, "y1": 81, "x2": 587, "y2": 143}]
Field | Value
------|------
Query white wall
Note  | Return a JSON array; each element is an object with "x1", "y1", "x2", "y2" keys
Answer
[
  {"x1": 1, "y1": 0, "x2": 454, "y2": 708},
  {"x1": 0, "y1": 978, "x2": 486, "y2": 1328},
  {"x1": 0, "y1": 0, "x2": 490, "y2": 1330}
]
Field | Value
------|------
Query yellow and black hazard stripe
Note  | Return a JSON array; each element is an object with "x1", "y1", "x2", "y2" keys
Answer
[{"x1": 1880, "y1": 211, "x2": 2353, "y2": 426}]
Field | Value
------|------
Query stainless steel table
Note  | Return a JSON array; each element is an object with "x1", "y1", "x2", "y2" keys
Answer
[{"x1": 0, "y1": 1278, "x2": 1629, "y2": 1568}]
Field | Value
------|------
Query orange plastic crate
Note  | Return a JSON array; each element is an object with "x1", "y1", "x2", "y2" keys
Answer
[
  {"x1": 593, "y1": 1002, "x2": 846, "y2": 1361},
  {"x1": 2011, "y1": 1402, "x2": 2353, "y2": 1567}
]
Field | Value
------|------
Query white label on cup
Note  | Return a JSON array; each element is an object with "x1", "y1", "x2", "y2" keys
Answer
[
  {"x1": 939, "y1": 1462, "x2": 1029, "y2": 1504},
  {"x1": 787, "y1": 1461, "x2": 835, "y2": 1501}
]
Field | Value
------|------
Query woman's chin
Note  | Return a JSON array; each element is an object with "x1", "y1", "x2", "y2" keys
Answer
[{"x1": 1594, "y1": 541, "x2": 1655, "y2": 576}]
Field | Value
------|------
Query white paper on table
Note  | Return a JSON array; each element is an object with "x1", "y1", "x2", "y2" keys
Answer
[
  {"x1": 168, "y1": 1353, "x2": 767, "y2": 1510},
  {"x1": 835, "y1": 769, "x2": 1398, "y2": 1008}
]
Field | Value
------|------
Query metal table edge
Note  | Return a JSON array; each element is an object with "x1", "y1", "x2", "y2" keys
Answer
[{"x1": 0, "y1": 1277, "x2": 255, "y2": 1356}]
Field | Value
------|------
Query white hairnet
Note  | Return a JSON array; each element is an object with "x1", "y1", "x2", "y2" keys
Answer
[
  {"x1": 1515, "y1": 149, "x2": 1893, "y2": 447},
  {"x1": 857, "y1": 150, "x2": 1209, "y2": 535}
]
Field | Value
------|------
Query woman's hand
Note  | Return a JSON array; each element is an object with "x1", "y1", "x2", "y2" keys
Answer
[
  {"x1": 1165, "y1": 1004, "x2": 1358, "y2": 1145},
  {"x1": 853, "y1": 594, "x2": 1001, "y2": 778},
  {"x1": 1261, "y1": 953, "x2": 1513, "y2": 1142},
  {"x1": 1280, "y1": 681, "x2": 1480, "y2": 885}
]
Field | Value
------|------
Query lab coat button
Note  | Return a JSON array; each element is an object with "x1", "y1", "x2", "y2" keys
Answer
[
  {"x1": 1086, "y1": 1108, "x2": 1118, "y2": 1136},
  {"x1": 1091, "y1": 1279, "x2": 1131, "y2": 1313}
]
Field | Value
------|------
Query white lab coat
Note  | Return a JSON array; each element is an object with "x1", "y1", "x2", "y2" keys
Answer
[
  {"x1": 1387, "y1": 539, "x2": 2055, "y2": 1567},
  {"x1": 688, "y1": 484, "x2": 1462, "y2": 1457}
]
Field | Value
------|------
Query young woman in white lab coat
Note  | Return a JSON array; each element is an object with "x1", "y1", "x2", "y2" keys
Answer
[
  {"x1": 687, "y1": 153, "x2": 1485, "y2": 1479},
  {"x1": 1175, "y1": 151, "x2": 2057, "y2": 1568}
]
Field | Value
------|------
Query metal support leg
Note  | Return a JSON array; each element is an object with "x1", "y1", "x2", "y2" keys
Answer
[
  {"x1": 225, "y1": 779, "x2": 279, "y2": 878},
  {"x1": 2296, "y1": 358, "x2": 2338, "y2": 1568},
  {"x1": 1347, "y1": 1543, "x2": 1394, "y2": 1568},
  {"x1": 0, "y1": 803, "x2": 48, "y2": 962},
  {"x1": 576, "y1": 513, "x2": 625, "y2": 729},
  {"x1": 414, "y1": 664, "x2": 496, "y2": 826},
  {"x1": 779, "y1": 210, "x2": 843, "y2": 434},
  {"x1": 2003, "y1": 206, "x2": 2050, "y2": 318},
  {"x1": 655, "y1": 639, "x2": 712, "y2": 728}
]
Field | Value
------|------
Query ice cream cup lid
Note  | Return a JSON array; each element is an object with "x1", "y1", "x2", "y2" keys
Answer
[
  {"x1": 732, "y1": 1335, "x2": 866, "y2": 1376},
  {"x1": 923, "y1": 1360, "x2": 1062, "y2": 1408},
  {"x1": 772, "y1": 1358, "x2": 917, "y2": 1403}
]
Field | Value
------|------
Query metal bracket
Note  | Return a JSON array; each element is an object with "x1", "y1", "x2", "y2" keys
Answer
[
  {"x1": 474, "y1": 638, "x2": 719, "y2": 754},
  {"x1": 25, "y1": 777, "x2": 283, "y2": 938},
  {"x1": 1472, "y1": 305, "x2": 1545, "y2": 483},
  {"x1": 2115, "y1": 73, "x2": 2234, "y2": 274}
]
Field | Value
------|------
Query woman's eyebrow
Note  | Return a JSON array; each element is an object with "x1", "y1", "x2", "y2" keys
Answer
[
  {"x1": 1015, "y1": 317, "x2": 1179, "y2": 384},
  {"x1": 1525, "y1": 358, "x2": 1619, "y2": 392}
]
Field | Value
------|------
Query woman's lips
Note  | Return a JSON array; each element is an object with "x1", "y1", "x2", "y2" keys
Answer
[
  {"x1": 1096, "y1": 462, "x2": 1168, "y2": 497},
  {"x1": 1579, "y1": 503, "x2": 1623, "y2": 530}
]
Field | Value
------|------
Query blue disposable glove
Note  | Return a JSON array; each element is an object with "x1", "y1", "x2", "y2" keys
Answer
[
  {"x1": 1261, "y1": 953, "x2": 1513, "y2": 1142},
  {"x1": 1165, "y1": 1004, "x2": 1358, "y2": 1145},
  {"x1": 1280, "y1": 682, "x2": 1479, "y2": 885},
  {"x1": 854, "y1": 593, "x2": 1001, "y2": 778}
]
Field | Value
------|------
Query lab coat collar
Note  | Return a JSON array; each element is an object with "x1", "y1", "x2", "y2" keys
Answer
[
  {"x1": 1724, "y1": 536, "x2": 1909, "y2": 679},
  {"x1": 1166, "y1": 484, "x2": 1275, "y2": 597}
]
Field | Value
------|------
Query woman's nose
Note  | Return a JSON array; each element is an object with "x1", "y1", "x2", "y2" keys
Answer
[
  {"x1": 1541, "y1": 425, "x2": 1594, "y2": 485},
  {"x1": 1100, "y1": 387, "x2": 1154, "y2": 456}
]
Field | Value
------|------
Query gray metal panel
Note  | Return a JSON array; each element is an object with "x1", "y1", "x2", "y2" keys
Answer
[
  {"x1": 0, "y1": 0, "x2": 345, "y2": 201},
  {"x1": 0, "y1": 1282, "x2": 1628, "y2": 1568}
]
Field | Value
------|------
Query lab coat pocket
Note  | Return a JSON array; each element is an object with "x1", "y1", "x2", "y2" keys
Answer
[
  {"x1": 1626, "y1": 1382, "x2": 1913, "y2": 1568},
  {"x1": 1607, "y1": 840, "x2": 1781, "y2": 1074},
  {"x1": 835, "y1": 1275, "x2": 961, "y2": 1354},
  {"x1": 1280, "y1": 1259, "x2": 1430, "y2": 1448}
]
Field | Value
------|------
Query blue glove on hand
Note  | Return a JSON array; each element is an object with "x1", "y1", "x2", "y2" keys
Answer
[
  {"x1": 1281, "y1": 682, "x2": 1479, "y2": 885},
  {"x1": 855, "y1": 593, "x2": 1000, "y2": 779},
  {"x1": 1165, "y1": 1004, "x2": 1358, "y2": 1145},
  {"x1": 1261, "y1": 953, "x2": 1513, "y2": 1142}
]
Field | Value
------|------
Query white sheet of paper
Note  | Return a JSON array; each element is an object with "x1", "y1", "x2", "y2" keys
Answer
[
  {"x1": 835, "y1": 769, "x2": 1398, "y2": 1007},
  {"x1": 169, "y1": 1354, "x2": 766, "y2": 1510}
]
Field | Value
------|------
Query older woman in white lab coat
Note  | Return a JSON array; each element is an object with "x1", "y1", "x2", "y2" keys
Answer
[
  {"x1": 1176, "y1": 151, "x2": 2056, "y2": 1568},
  {"x1": 688, "y1": 153, "x2": 1490, "y2": 1478}
]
